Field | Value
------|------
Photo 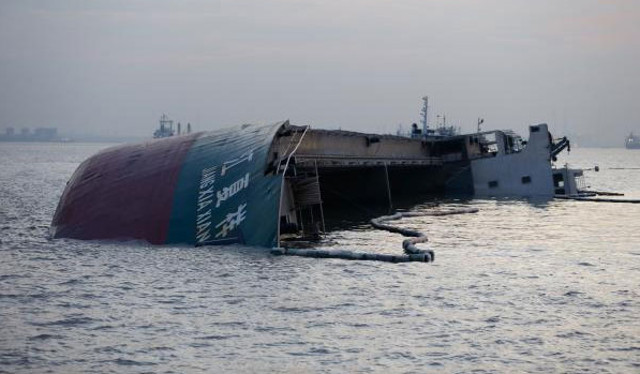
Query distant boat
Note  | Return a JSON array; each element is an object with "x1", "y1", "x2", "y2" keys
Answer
[
  {"x1": 153, "y1": 114, "x2": 176, "y2": 138},
  {"x1": 397, "y1": 96, "x2": 460, "y2": 139},
  {"x1": 625, "y1": 133, "x2": 640, "y2": 149},
  {"x1": 153, "y1": 114, "x2": 191, "y2": 138}
]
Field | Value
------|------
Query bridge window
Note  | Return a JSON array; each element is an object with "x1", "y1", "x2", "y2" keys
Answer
[
  {"x1": 521, "y1": 176, "x2": 532, "y2": 184},
  {"x1": 488, "y1": 181, "x2": 498, "y2": 188}
]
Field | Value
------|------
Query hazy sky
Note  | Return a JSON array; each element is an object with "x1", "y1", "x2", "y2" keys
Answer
[{"x1": 1, "y1": 0, "x2": 639, "y2": 144}]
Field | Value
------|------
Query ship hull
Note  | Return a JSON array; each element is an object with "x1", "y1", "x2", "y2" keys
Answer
[{"x1": 51, "y1": 123, "x2": 286, "y2": 247}]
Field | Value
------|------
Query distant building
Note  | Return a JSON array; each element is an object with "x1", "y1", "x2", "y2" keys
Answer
[{"x1": 0, "y1": 127, "x2": 59, "y2": 142}]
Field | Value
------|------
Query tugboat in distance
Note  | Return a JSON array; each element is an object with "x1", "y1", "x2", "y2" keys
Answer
[{"x1": 153, "y1": 114, "x2": 191, "y2": 138}]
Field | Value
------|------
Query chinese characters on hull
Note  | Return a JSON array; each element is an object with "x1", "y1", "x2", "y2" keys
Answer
[{"x1": 195, "y1": 149, "x2": 255, "y2": 245}]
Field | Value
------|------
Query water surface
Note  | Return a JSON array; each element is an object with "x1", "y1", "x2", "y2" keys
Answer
[{"x1": 1, "y1": 143, "x2": 639, "y2": 373}]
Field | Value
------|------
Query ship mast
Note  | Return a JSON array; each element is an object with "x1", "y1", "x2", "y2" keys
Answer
[
  {"x1": 159, "y1": 114, "x2": 173, "y2": 134},
  {"x1": 420, "y1": 96, "x2": 429, "y2": 135}
]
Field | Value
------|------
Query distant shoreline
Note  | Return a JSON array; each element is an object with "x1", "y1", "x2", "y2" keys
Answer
[{"x1": 0, "y1": 137, "x2": 146, "y2": 144}]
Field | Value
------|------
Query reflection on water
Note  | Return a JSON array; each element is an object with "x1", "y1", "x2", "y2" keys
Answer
[{"x1": 1, "y1": 143, "x2": 639, "y2": 373}]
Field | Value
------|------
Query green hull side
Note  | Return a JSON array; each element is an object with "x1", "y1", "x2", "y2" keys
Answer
[{"x1": 166, "y1": 122, "x2": 285, "y2": 247}]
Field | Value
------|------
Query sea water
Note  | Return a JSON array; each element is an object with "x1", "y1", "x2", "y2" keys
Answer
[{"x1": 1, "y1": 142, "x2": 639, "y2": 373}]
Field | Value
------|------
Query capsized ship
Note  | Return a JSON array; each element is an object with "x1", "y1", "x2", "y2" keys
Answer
[{"x1": 51, "y1": 120, "x2": 576, "y2": 247}]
